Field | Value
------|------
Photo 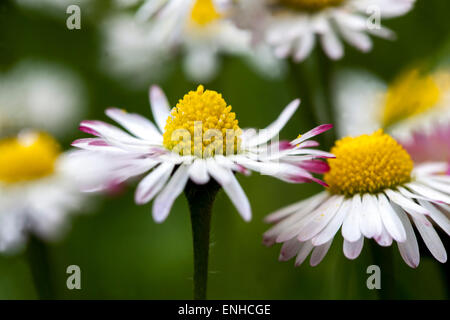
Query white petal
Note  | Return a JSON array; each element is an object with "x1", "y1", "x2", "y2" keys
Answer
[
  {"x1": 384, "y1": 189, "x2": 428, "y2": 215},
  {"x1": 293, "y1": 33, "x2": 315, "y2": 62},
  {"x1": 152, "y1": 165, "x2": 190, "y2": 223},
  {"x1": 343, "y1": 237, "x2": 364, "y2": 260},
  {"x1": 338, "y1": 27, "x2": 373, "y2": 52},
  {"x1": 297, "y1": 196, "x2": 344, "y2": 241},
  {"x1": 310, "y1": 238, "x2": 333, "y2": 266},
  {"x1": 414, "y1": 162, "x2": 448, "y2": 176},
  {"x1": 395, "y1": 207, "x2": 420, "y2": 268},
  {"x1": 278, "y1": 195, "x2": 337, "y2": 243},
  {"x1": 412, "y1": 216, "x2": 447, "y2": 263},
  {"x1": 418, "y1": 200, "x2": 450, "y2": 236},
  {"x1": 374, "y1": 223, "x2": 393, "y2": 247},
  {"x1": 378, "y1": 193, "x2": 407, "y2": 242},
  {"x1": 420, "y1": 178, "x2": 450, "y2": 195},
  {"x1": 214, "y1": 168, "x2": 251, "y2": 221},
  {"x1": 188, "y1": 159, "x2": 210, "y2": 185},
  {"x1": 244, "y1": 99, "x2": 300, "y2": 147},
  {"x1": 149, "y1": 85, "x2": 171, "y2": 133},
  {"x1": 312, "y1": 198, "x2": 350, "y2": 246},
  {"x1": 134, "y1": 162, "x2": 174, "y2": 204},
  {"x1": 360, "y1": 193, "x2": 383, "y2": 239},
  {"x1": 264, "y1": 191, "x2": 328, "y2": 223},
  {"x1": 295, "y1": 241, "x2": 314, "y2": 267},
  {"x1": 320, "y1": 25, "x2": 344, "y2": 60},
  {"x1": 342, "y1": 194, "x2": 362, "y2": 242},
  {"x1": 279, "y1": 237, "x2": 302, "y2": 261},
  {"x1": 408, "y1": 182, "x2": 450, "y2": 203},
  {"x1": 105, "y1": 108, "x2": 162, "y2": 142}
]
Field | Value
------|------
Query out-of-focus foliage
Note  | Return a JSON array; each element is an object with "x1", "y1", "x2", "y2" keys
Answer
[{"x1": 0, "y1": 0, "x2": 448, "y2": 299}]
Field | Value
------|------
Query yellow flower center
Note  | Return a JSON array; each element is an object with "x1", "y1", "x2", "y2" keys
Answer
[
  {"x1": 162, "y1": 85, "x2": 241, "y2": 157},
  {"x1": 324, "y1": 130, "x2": 413, "y2": 196},
  {"x1": 382, "y1": 69, "x2": 441, "y2": 128},
  {"x1": 0, "y1": 132, "x2": 60, "y2": 184},
  {"x1": 279, "y1": 0, "x2": 345, "y2": 11},
  {"x1": 190, "y1": 0, "x2": 221, "y2": 26}
]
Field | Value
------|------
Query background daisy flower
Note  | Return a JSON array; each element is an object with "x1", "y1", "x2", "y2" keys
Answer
[
  {"x1": 0, "y1": 131, "x2": 90, "y2": 253},
  {"x1": 264, "y1": 130, "x2": 450, "y2": 268},
  {"x1": 236, "y1": 0, "x2": 415, "y2": 61},
  {"x1": 333, "y1": 67, "x2": 450, "y2": 142},
  {"x1": 130, "y1": 0, "x2": 284, "y2": 82},
  {"x1": 0, "y1": 60, "x2": 86, "y2": 138}
]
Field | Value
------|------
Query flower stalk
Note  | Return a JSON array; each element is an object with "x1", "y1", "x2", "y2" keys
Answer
[{"x1": 185, "y1": 180, "x2": 221, "y2": 300}]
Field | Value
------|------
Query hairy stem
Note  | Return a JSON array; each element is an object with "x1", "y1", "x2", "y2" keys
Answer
[{"x1": 184, "y1": 180, "x2": 220, "y2": 300}]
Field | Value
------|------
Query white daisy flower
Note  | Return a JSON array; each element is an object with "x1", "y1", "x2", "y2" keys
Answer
[
  {"x1": 0, "y1": 131, "x2": 89, "y2": 253},
  {"x1": 333, "y1": 68, "x2": 450, "y2": 142},
  {"x1": 99, "y1": 13, "x2": 170, "y2": 88},
  {"x1": 0, "y1": 60, "x2": 86, "y2": 137},
  {"x1": 135, "y1": 0, "x2": 284, "y2": 82},
  {"x1": 72, "y1": 85, "x2": 333, "y2": 222},
  {"x1": 264, "y1": 129, "x2": 450, "y2": 268},
  {"x1": 237, "y1": 0, "x2": 415, "y2": 61}
]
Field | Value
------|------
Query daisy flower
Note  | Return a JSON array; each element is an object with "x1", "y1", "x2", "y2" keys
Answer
[
  {"x1": 134, "y1": 0, "x2": 283, "y2": 82},
  {"x1": 237, "y1": 0, "x2": 415, "y2": 61},
  {"x1": 72, "y1": 85, "x2": 333, "y2": 223},
  {"x1": 0, "y1": 131, "x2": 89, "y2": 252},
  {"x1": 333, "y1": 68, "x2": 450, "y2": 142},
  {"x1": 264, "y1": 129, "x2": 450, "y2": 268}
]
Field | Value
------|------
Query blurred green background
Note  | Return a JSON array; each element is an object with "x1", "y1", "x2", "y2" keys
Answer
[{"x1": 0, "y1": 0, "x2": 449, "y2": 299}]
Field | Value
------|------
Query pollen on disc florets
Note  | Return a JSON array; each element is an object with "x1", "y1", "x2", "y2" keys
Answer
[
  {"x1": 0, "y1": 132, "x2": 61, "y2": 184},
  {"x1": 190, "y1": 0, "x2": 221, "y2": 26},
  {"x1": 324, "y1": 130, "x2": 413, "y2": 196},
  {"x1": 163, "y1": 85, "x2": 242, "y2": 158},
  {"x1": 382, "y1": 69, "x2": 441, "y2": 128},
  {"x1": 279, "y1": 0, "x2": 345, "y2": 11}
]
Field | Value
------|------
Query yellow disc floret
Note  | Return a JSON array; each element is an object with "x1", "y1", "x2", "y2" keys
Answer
[
  {"x1": 163, "y1": 85, "x2": 241, "y2": 157},
  {"x1": 0, "y1": 132, "x2": 60, "y2": 184},
  {"x1": 279, "y1": 0, "x2": 345, "y2": 11},
  {"x1": 382, "y1": 69, "x2": 441, "y2": 128},
  {"x1": 324, "y1": 130, "x2": 413, "y2": 196},
  {"x1": 190, "y1": 0, "x2": 221, "y2": 26}
]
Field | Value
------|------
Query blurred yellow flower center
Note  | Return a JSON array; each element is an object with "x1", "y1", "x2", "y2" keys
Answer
[
  {"x1": 324, "y1": 130, "x2": 413, "y2": 196},
  {"x1": 279, "y1": 0, "x2": 345, "y2": 11},
  {"x1": 382, "y1": 69, "x2": 441, "y2": 128},
  {"x1": 163, "y1": 85, "x2": 241, "y2": 157},
  {"x1": 190, "y1": 0, "x2": 221, "y2": 26},
  {"x1": 0, "y1": 132, "x2": 60, "y2": 184}
]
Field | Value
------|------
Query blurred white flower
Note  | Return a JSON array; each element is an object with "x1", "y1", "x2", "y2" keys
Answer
[
  {"x1": 99, "y1": 13, "x2": 171, "y2": 89},
  {"x1": 134, "y1": 0, "x2": 285, "y2": 82},
  {"x1": 0, "y1": 60, "x2": 86, "y2": 137},
  {"x1": 0, "y1": 131, "x2": 91, "y2": 253},
  {"x1": 332, "y1": 68, "x2": 450, "y2": 142},
  {"x1": 237, "y1": 0, "x2": 415, "y2": 61}
]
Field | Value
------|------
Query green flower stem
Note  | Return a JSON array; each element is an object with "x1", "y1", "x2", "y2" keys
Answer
[
  {"x1": 185, "y1": 180, "x2": 221, "y2": 300},
  {"x1": 26, "y1": 235, "x2": 55, "y2": 300}
]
